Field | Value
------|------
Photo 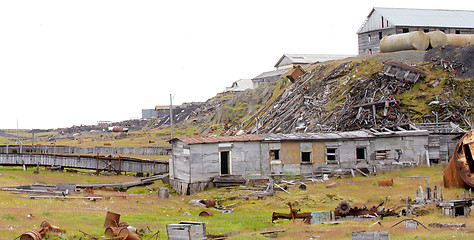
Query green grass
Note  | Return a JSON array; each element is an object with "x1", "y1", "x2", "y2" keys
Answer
[{"x1": 1, "y1": 165, "x2": 474, "y2": 239}]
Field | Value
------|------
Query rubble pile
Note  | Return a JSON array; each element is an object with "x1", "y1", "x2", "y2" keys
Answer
[
  {"x1": 248, "y1": 46, "x2": 473, "y2": 134},
  {"x1": 253, "y1": 61, "x2": 413, "y2": 133}
]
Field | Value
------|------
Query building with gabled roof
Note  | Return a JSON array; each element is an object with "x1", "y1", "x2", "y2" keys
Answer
[
  {"x1": 274, "y1": 54, "x2": 354, "y2": 70},
  {"x1": 169, "y1": 128, "x2": 429, "y2": 194},
  {"x1": 357, "y1": 7, "x2": 474, "y2": 55}
]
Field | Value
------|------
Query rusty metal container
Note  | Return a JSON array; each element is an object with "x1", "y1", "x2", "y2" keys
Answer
[
  {"x1": 104, "y1": 211, "x2": 121, "y2": 228},
  {"x1": 443, "y1": 130, "x2": 474, "y2": 189},
  {"x1": 105, "y1": 226, "x2": 121, "y2": 237},
  {"x1": 446, "y1": 34, "x2": 474, "y2": 47},
  {"x1": 200, "y1": 198, "x2": 216, "y2": 208},
  {"x1": 118, "y1": 227, "x2": 142, "y2": 240},
  {"x1": 426, "y1": 31, "x2": 448, "y2": 48},
  {"x1": 199, "y1": 211, "x2": 214, "y2": 217},
  {"x1": 380, "y1": 31, "x2": 429, "y2": 53},
  {"x1": 20, "y1": 230, "x2": 42, "y2": 240},
  {"x1": 287, "y1": 65, "x2": 305, "y2": 83},
  {"x1": 378, "y1": 179, "x2": 394, "y2": 186}
]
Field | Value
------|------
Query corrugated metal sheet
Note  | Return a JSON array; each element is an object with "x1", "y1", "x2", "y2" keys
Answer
[
  {"x1": 175, "y1": 134, "x2": 263, "y2": 145},
  {"x1": 374, "y1": 8, "x2": 474, "y2": 29}
]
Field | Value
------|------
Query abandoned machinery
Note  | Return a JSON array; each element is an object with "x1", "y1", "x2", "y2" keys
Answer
[{"x1": 443, "y1": 130, "x2": 474, "y2": 189}]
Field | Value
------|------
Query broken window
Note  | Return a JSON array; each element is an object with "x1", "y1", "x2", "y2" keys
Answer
[
  {"x1": 356, "y1": 147, "x2": 366, "y2": 161},
  {"x1": 424, "y1": 29, "x2": 429, "y2": 33},
  {"x1": 381, "y1": 16, "x2": 384, "y2": 28},
  {"x1": 455, "y1": 30, "x2": 461, "y2": 34},
  {"x1": 326, "y1": 148, "x2": 338, "y2": 164},
  {"x1": 378, "y1": 32, "x2": 383, "y2": 40},
  {"x1": 301, "y1": 152, "x2": 311, "y2": 162},
  {"x1": 368, "y1": 34, "x2": 371, "y2": 42},
  {"x1": 270, "y1": 149, "x2": 280, "y2": 160},
  {"x1": 402, "y1": 28, "x2": 409, "y2": 33},
  {"x1": 220, "y1": 151, "x2": 230, "y2": 175}
]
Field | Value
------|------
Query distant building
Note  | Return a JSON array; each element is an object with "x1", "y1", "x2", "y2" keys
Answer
[
  {"x1": 251, "y1": 54, "x2": 353, "y2": 87},
  {"x1": 142, "y1": 105, "x2": 178, "y2": 119},
  {"x1": 225, "y1": 79, "x2": 254, "y2": 92},
  {"x1": 251, "y1": 68, "x2": 290, "y2": 88},
  {"x1": 357, "y1": 8, "x2": 474, "y2": 55},
  {"x1": 274, "y1": 54, "x2": 354, "y2": 70}
]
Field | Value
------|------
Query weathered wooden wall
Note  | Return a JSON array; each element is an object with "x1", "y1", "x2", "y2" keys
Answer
[
  {"x1": 0, "y1": 153, "x2": 168, "y2": 174},
  {"x1": 0, "y1": 145, "x2": 170, "y2": 156}
]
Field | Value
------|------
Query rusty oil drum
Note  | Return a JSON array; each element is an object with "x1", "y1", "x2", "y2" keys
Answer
[{"x1": 20, "y1": 230, "x2": 42, "y2": 240}]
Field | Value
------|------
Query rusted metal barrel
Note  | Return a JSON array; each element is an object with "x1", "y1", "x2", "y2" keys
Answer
[
  {"x1": 104, "y1": 211, "x2": 121, "y2": 228},
  {"x1": 426, "y1": 31, "x2": 448, "y2": 48},
  {"x1": 118, "y1": 227, "x2": 142, "y2": 240},
  {"x1": 378, "y1": 179, "x2": 394, "y2": 186},
  {"x1": 105, "y1": 226, "x2": 121, "y2": 237},
  {"x1": 20, "y1": 230, "x2": 42, "y2": 240},
  {"x1": 200, "y1": 198, "x2": 216, "y2": 208},
  {"x1": 158, "y1": 187, "x2": 169, "y2": 198},
  {"x1": 199, "y1": 210, "x2": 214, "y2": 217},
  {"x1": 380, "y1": 31, "x2": 429, "y2": 53}
]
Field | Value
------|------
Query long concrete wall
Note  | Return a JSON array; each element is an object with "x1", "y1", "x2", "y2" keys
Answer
[
  {"x1": 0, "y1": 145, "x2": 170, "y2": 156},
  {"x1": 0, "y1": 153, "x2": 168, "y2": 174}
]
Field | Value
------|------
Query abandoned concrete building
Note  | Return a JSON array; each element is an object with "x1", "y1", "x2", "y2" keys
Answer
[
  {"x1": 169, "y1": 128, "x2": 429, "y2": 194},
  {"x1": 357, "y1": 7, "x2": 474, "y2": 55}
]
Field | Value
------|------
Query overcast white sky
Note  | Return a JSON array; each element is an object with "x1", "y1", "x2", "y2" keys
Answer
[{"x1": 0, "y1": 0, "x2": 472, "y2": 129}]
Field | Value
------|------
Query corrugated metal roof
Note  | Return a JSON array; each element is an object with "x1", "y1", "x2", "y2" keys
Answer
[
  {"x1": 274, "y1": 54, "x2": 354, "y2": 68},
  {"x1": 174, "y1": 134, "x2": 263, "y2": 145},
  {"x1": 173, "y1": 129, "x2": 429, "y2": 145},
  {"x1": 374, "y1": 7, "x2": 474, "y2": 28},
  {"x1": 252, "y1": 68, "x2": 290, "y2": 80}
]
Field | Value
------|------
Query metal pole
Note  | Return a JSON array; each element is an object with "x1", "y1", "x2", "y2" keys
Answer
[{"x1": 170, "y1": 94, "x2": 174, "y2": 139}]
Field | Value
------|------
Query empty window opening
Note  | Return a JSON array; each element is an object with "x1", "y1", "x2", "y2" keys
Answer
[
  {"x1": 402, "y1": 28, "x2": 409, "y2": 33},
  {"x1": 368, "y1": 34, "x2": 371, "y2": 42},
  {"x1": 301, "y1": 152, "x2": 311, "y2": 162},
  {"x1": 270, "y1": 149, "x2": 280, "y2": 160},
  {"x1": 424, "y1": 29, "x2": 430, "y2": 33},
  {"x1": 356, "y1": 148, "x2": 366, "y2": 161},
  {"x1": 378, "y1": 32, "x2": 383, "y2": 40},
  {"x1": 326, "y1": 148, "x2": 338, "y2": 164},
  {"x1": 455, "y1": 207, "x2": 465, "y2": 216},
  {"x1": 220, "y1": 151, "x2": 230, "y2": 175},
  {"x1": 440, "y1": 29, "x2": 445, "y2": 33},
  {"x1": 368, "y1": 49, "x2": 372, "y2": 55},
  {"x1": 455, "y1": 30, "x2": 461, "y2": 34},
  {"x1": 381, "y1": 17, "x2": 384, "y2": 28}
]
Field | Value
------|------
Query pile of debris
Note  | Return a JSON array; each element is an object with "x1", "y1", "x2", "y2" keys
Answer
[
  {"x1": 252, "y1": 61, "x2": 417, "y2": 133},
  {"x1": 425, "y1": 45, "x2": 474, "y2": 79}
]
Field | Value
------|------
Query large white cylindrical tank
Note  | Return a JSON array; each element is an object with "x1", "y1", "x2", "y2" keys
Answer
[
  {"x1": 380, "y1": 31, "x2": 430, "y2": 53},
  {"x1": 426, "y1": 31, "x2": 448, "y2": 48},
  {"x1": 446, "y1": 34, "x2": 474, "y2": 47}
]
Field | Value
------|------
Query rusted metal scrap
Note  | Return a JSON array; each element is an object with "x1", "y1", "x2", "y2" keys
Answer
[
  {"x1": 431, "y1": 58, "x2": 466, "y2": 76},
  {"x1": 334, "y1": 200, "x2": 397, "y2": 218},
  {"x1": 19, "y1": 221, "x2": 65, "y2": 240},
  {"x1": 272, "y1": 202, "x2": 312, "y2": 224},
  {"x1": 443, "y1": 130, "x2": 474, "y2": 189}
]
